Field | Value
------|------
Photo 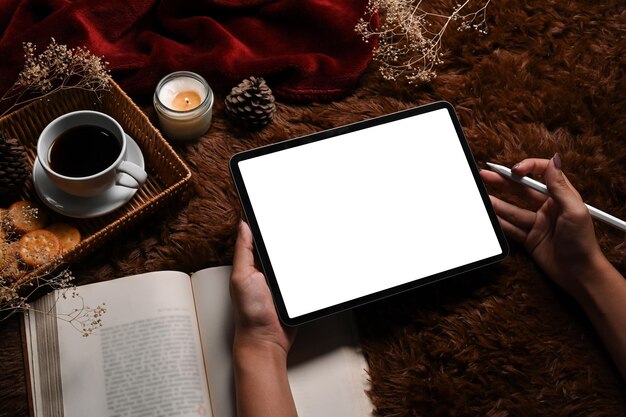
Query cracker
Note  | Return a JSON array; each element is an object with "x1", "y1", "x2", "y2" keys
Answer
[
  {"x1": 46, "y1": 223, "x2": 81, "y2": 253},
  {"x1": 18, "y1": 230, "x2": 61, "y2": 267},
  {"x1": 8, "y1": 201, "x2": 49, "y2": 234}
]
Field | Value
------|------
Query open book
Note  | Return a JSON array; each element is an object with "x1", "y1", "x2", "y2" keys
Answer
[{"x1": 23, "y1": 266, "x2": 372, "y2": 417}]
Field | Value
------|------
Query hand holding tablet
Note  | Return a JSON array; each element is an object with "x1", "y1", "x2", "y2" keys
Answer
[{"x1": 230, "y1": 101, "x2": 508, "y2": 326}]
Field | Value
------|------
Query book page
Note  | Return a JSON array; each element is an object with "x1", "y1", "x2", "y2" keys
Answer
[
  {"x1": 287, "y1": 313, "x2": 372, "y2": 417},
  {"x1": 25, "y1": 292, "x2": 64, "y2": 417},
  {"x1": 191, "y1": 266, "x2": 373, "y2": 417},
  {"x1": 29, "y1": 271, "x2": 213, "y2": 417},
  {"x1": 190, "y1": 266, "x2": 236, "y2": 417}
]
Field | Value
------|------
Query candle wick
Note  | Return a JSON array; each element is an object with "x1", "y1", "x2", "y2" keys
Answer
[{"x1": 185, "y1": 97, "x2": 190, "y2": 104}]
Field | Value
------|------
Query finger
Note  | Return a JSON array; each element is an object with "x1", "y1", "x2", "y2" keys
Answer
[
  {"x1": 510, "y1": 157, "x2": 581, "y2": 196},
  {"x1": 232, "y1": 220, "x2": 256, "y2": 278},
  {"x1": 511, "y1": 158, "x2": 550, "y2": 177},
  {"x1": 480, "y1": 168, "x2": 513, "y2": 189},
  {"x1": 556, "y1": 167, "x2": 583, "y2": 200},
  {"x1": 496, "y1": 215, "x2": 527, "y2": 244},
  {"x1": 544, "y1": 154, "x2": 587, "y2": 216},
  {"x1": 480, "y1": 169, "x2": 547, "y2": 208},
  {"x1": 489, "y1": 195, "x2": 536, "y2": 230}
]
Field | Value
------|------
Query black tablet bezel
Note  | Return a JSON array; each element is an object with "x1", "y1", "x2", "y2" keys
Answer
[{"x1": 230, "y1": 101, "x2": 508, "y2": 326}]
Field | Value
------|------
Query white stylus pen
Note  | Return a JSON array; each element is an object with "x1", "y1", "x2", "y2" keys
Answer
[{"x1": 486, "y1": 162, "x2": 626, "y2": 233}]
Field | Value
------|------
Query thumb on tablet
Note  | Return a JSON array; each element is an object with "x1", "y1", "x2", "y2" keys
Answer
[{"x1": 233, "y1": 220, "x2": 256, "y2": 274}]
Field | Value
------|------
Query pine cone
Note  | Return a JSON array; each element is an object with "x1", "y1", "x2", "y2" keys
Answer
[
  {"x1": 225, "y1": 77, "x2": 276, "y2": 128},
  {"x1": 0, "y1": 132, "x2": 30, "y2": 196}
]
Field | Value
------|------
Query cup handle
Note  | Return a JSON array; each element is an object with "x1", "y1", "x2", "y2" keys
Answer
[{"x1": 116, "y1": 161, "x2": 148, "y2": 189}]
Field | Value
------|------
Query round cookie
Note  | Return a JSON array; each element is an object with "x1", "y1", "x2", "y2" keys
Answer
[
  {"x1": 8, "y1": 201, "x2": 49, "y2": 234},
  {"x1": 18, "y1": 229, "x2": 61, "y2": 267},
  {"x1": 46, "y1": 223, "x2": 81, "y2": 253}
]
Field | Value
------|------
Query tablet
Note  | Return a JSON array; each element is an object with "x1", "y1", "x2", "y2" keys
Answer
[{"x1": 230, "y1": 101, "x2": 508, "y2": 326}]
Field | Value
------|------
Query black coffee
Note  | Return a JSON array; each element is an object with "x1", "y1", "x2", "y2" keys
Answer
[{"x1": 48, "y1": 125, "x2": 121, "y2": 177}]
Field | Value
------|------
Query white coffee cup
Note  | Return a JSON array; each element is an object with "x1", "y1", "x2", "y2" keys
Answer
[{"x1": 37, "y1": 110, "x2": 147, "y2": 197}]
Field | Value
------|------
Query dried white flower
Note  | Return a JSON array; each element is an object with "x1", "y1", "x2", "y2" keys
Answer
[
  {"x1": 1, "y1": 38, "x2": 111, "y2": 116},
  {"x1": 356, "y1": 0, "x2": 491, "y2": 84}
]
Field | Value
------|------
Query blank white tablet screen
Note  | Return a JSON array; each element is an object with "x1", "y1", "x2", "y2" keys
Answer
[{"x1": 237, "y1": 108, "x2": 502, "y2": 319}]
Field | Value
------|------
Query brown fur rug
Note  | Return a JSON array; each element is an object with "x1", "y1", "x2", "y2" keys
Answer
[{"x1": 2, "y1": 0, "x2": 626, "y2": 415}]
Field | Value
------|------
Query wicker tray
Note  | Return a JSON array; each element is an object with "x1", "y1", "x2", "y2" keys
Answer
[{"x1": 0, "y1": 81, "x2": 192, "y2": 287}]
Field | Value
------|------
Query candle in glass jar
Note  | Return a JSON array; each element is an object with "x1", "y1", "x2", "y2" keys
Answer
[{"x1": 154, "y1": 71, "x2": 213, "y2": 141}]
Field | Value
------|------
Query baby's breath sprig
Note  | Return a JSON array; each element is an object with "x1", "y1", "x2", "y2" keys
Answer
[
  {"x1": 1, "y1": 266, "x2": 107, "y2": 336},
  {"x1": 355, "y1": 0, "x2": 491, "y2": 84},
  {"x1": 1, "y1": 38, "x2": 111, "y2": 117},
  {"x1": 0, "y1": 209, "x2": 106, "y2": 335},
  {"x1": 1, "y1": 267, "x2": 72, "y2": 319},
  {"x1": 55, "y1": 285, "x2": 107, "y2": 337}
]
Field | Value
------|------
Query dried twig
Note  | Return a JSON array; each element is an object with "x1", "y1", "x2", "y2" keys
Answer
[
  {"x1": 1, "y1": 38, "x2": 111, "y2": 117},
  {"x1": 356, "y1": 0, "x2": 491, "y2": 84}
]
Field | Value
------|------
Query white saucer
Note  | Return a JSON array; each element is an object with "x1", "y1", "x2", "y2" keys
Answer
[{"x1": 33, "y1": 134, "x2": 145, "y2": 219}]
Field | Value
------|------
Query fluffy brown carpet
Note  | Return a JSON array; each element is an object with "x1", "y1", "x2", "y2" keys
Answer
[{"x1": 2, "y1": 0, "x2": 626, "y2": 415}]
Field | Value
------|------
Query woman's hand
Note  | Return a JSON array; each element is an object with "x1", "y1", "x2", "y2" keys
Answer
[
  {"x1": 481, "y1": 154, "x2": 626, "y2": 379},
  {"x1": 480, "y1": 154, "x2": 605, "y2": 297},
  {"x1": 230, "y1": 220, "x2": 298, "y2": 417},
  {"x1": 230, "y1": 220, "x2": 296, "y2": 355}
]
